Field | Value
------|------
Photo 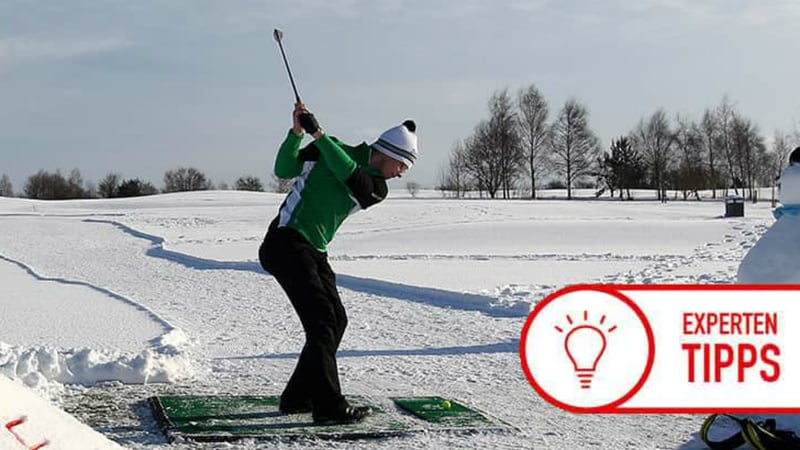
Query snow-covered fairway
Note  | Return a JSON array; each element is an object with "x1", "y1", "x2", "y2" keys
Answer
[{"x1": 0, "y1": 191, "x2": 777, "y2": 449}]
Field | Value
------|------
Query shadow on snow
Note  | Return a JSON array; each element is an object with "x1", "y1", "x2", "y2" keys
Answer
[
  {"x1": 87, "y1": 219, "x2": 529, "y2": 319},
  {"x1": 218, "y1": 340, "x2": 519, "y2": 361},
  {"x1": 0, "y1": 252, "x2": 172, "y2": 333}
]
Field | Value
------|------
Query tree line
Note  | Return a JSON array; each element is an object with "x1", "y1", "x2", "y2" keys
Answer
[
  {"x1": 0, "y1": 167, "x2": 287, "y2": 200},
  {"x1": 439, "y1": 86, "x2": 799, "y2": 201}
]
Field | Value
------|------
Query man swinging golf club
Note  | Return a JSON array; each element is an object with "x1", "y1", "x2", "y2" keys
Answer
[{"x1": 259, "y1": 102, "x2": 418, "y2": 424}]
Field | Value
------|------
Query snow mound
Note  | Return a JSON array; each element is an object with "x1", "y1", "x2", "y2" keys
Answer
[
  {"x1": 0, "y1": 329, "x2": 195, "y2": 391},
  {"x1": 147, "y1": 328, "x2": 191, "y2": 356},
  {"x1": 0, "y1": 375, "x2": 123, "y2": 449},
  {"x1": 480, "y1": 284, "x2": 554, "y2": 314}
]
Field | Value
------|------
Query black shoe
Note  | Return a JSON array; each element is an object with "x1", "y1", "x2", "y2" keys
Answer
[
  {"x1": 312, "y1": 406, "x2": 372, "y2": 425},
  {"x1": 279, "y1": 398, "x2": 312, "y2": 415}
]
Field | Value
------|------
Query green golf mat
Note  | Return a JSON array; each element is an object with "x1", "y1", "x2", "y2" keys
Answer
[
  {"x1": 392, "y1": 396, "x2": 500, "y2": 429},
  {"x1": 148, "y1": 395, "x2": 512, "y2": 442}
]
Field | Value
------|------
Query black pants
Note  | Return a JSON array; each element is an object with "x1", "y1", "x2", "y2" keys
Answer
[{"x1": 259, "y1": 220, "x2": 348, "y2": 414}]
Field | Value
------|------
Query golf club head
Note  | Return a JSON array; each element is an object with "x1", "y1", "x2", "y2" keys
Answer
[{"x1": 273, "y1": 28, "x2": 284, "y2": 42}]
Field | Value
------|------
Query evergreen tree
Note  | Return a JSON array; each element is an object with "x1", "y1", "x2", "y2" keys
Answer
[
  {"x1": 98, "y1": 173, "x2": 121, "y2": 198},
  {"x1": 117, "y1": 178, "x2": 158, "y2": 197},
  {"x1": 235, "y1": 176, "x2": 264, "y2": 192},
  {"x1": 600, "y1": 137, "x2": 645, "y2": 200}
]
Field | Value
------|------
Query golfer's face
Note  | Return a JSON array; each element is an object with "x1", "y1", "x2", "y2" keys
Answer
[{"x1": 384, "y1": 159, "x2": 408, "y2": 179}]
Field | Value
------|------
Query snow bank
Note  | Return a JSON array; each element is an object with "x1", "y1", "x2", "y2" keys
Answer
[
  {"x1": 0, "y1": 329, "x2": 195, "y2": 392},
  {"x1": 0, "y1": 375, "x2": 123, "y2": 449},
  {"x1": 487, "y1": 284, "x2": 554, "y2": 313}
]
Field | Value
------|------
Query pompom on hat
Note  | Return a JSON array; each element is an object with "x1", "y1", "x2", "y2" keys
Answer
[
  {"x1": 790, "y1": 146, "x2": 800, "y2": 166},
  {"x1": 371, "y1": 120, "x2": 418, "y2": 168}
]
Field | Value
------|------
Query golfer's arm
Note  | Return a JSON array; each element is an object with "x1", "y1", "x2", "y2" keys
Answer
[
  {"x1": 345, "y1": 169, "x2": 387, "y2": 209},
  {"x1": 314, "y1": 134, "x2": 357, "y2": 182},
  {"x1": 274, "y1": 130, "x2": 304, "y2": 179},
  {"x1": 313, "y1": 134, "x2": 386, "y2": 209}
]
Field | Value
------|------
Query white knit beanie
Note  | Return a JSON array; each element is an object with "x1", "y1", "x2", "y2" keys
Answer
[{"x1": 372, "y1": 120, "x2": 418, "y2": 168}]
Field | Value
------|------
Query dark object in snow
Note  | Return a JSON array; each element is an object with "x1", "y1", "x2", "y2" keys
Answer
[{"x1": 700, "y1": 413, "x2": 800, "y2": 450}]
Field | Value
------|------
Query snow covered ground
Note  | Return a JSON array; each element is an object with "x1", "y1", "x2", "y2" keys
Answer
[{"x1": 0, "y1": 191, "x2": 779, "y2": 448}]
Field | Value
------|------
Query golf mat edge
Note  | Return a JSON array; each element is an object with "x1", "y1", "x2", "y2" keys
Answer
[{"x1": 148, "y1": 395, "x2": 513, "y2": 442}]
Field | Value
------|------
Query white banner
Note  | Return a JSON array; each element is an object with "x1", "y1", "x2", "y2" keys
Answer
[{"x1": 519, "y1": 285, "x2": 800, "y2": 413}]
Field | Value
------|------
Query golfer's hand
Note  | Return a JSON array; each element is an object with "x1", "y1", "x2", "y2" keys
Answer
[
  {"x1": 298, "y1": 112, "x2": 320, "y2": 136},
  {"x1": 292, "y1": 102, "x2": 306, "y2": 136}
]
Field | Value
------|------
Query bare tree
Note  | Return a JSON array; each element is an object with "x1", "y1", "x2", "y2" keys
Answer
[
  {"x1": 548, "y1": 99, "x2": 600, "y2": 200},
  {"x1": 488, "y1": 89, "x2": 523, "y2": 199},
  {"x1": 25, "y1": 170, "x2": 59, "y2": 199},
  {"x1": 459, "y1": 88, "x2": 523, "y2": 199},
  {"x1": 67, "y1": 169, "x2": 88, "y2": 198},
  {"x1": 436, "y1": 167, "x2": 451, "y2": 197},
  {"x1": 673, "y1": 116, "x2": 705, "y2": 200},
  {"x1": 438, "y1": 141, "x2": 469, "y2": 198},
  {"x1": 517, "y1": 84, "x2": 549, "y2": 199},
  {"x1": 0, "y1": 174, "x2": 13, "y2": 197},
  {"x1": 699, "y1": 109, "x2": 721, "y2": 198},
  {"x1": 449, "y1": 141, "x2": 468, "y2": 198},
  {"x1": 24, "y1": 170, "x2": 57, "y2": 199},
  {"x1": 716, "y1": 96, "x2": 738, "y2": 194},
  {"x1": 631, "y1": 109, "x2": 674, "y2": 202},
  {"x1": 98, "y1": 173, "x2": 121, "y2": 198},
  {"x1": 23, "y1": 169, "x2": 88, "y2": 200},
  {"x1": 464, "y1": 120, "x2": 502, "y2": 198},
  {"x1": 769, "y1": 130, "x2": 792, "y2": 206},
  {"x1": 729, "y1": 114, "x2": 766, "y2": 201},
  {"x1": 163, "y1": 167, "x2": 210, "y2": 192}
]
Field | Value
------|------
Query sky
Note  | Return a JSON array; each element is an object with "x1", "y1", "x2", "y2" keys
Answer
[{"x1": 1, "y1": 0, "x2": 799, "y2": 193}]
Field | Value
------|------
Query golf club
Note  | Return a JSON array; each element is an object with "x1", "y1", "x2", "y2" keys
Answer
[{"x1": 273, "y1": 28, "x2": 301, "y2": 103}]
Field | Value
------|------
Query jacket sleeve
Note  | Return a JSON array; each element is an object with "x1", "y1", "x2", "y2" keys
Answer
[
  {"x1": 314, "y1": 135, "x2": 358, "y2": 182},
  {"x1": 273, "y1": 129, "x2": 304, "y2": 179},
  {"x1": 314, "y1": 134, "x2": 387, "y2": 209},
  {"x1": 345, "y1": 168, "x2": 388, "y2": 209}
]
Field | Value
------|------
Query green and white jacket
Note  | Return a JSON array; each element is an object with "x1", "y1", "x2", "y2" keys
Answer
[{"x1": 273, "y1": 130, "x2": 388, "y2": 252}]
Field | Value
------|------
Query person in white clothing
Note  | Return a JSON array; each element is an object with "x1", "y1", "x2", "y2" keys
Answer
[
  {"x1": 737, "y1": 146, "x2": 800, "y2": 284},
  {"x1": 774, "y1": 146, "x2": 800, "y2": 217}
]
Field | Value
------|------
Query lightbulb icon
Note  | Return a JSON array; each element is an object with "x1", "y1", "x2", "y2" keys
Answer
[{"x1": 555, "y1": 311, "x2": 617, "y2": 389}]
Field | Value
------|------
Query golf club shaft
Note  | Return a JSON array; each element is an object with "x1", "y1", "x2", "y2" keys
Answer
[{"x1": 274, "y1": 33, "x2": 301, "y2": 103}]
